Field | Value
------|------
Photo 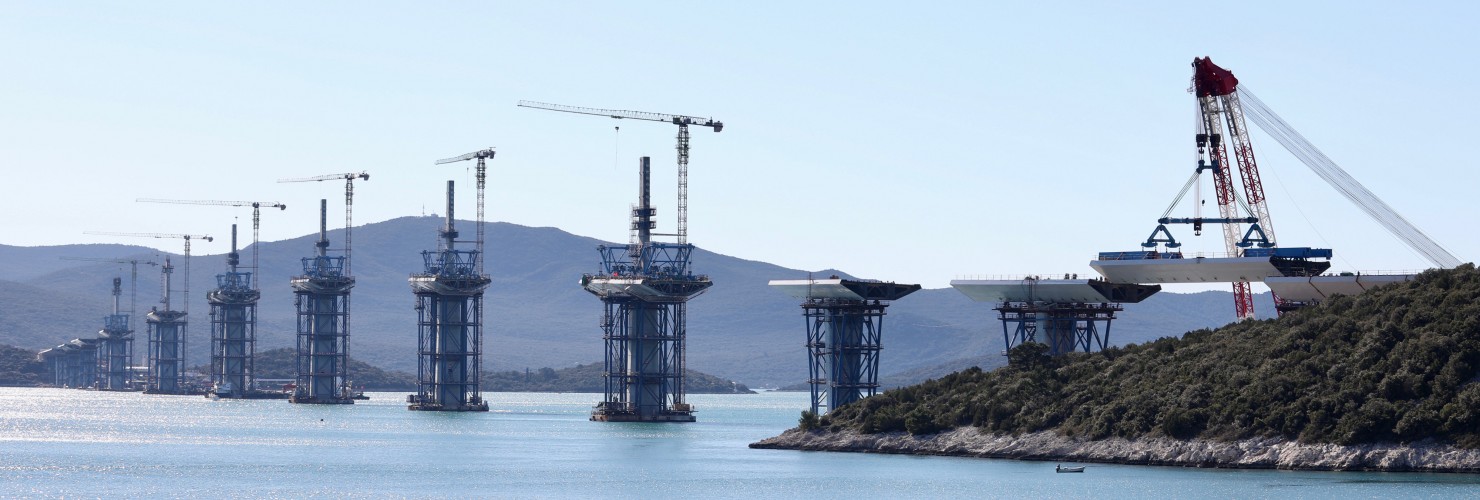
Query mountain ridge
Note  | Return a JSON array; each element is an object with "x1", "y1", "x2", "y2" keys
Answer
[{"x1": 2, "y1": 216, "x2": 1267, "y2": 386}]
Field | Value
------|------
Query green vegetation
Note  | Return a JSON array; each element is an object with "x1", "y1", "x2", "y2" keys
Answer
[
  {"x1": 483, "y1": 362, "x2": 754, "y2": 393},
  {"x1": 0, "y1": 344, "x2": 48, "y2": 386},
  {"x1": 814, "y1": 265, "x2": 1480, "y2": 447},
  {"x1": 799, "y1": 410, "x2": 820, "y2": 431}
]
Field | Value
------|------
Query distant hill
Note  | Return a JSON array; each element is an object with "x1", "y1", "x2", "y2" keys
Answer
[
  {"x1": 0, "y1": 344, "x2": 48, "y2": 387},
  {"x1": 252, "y1": 347, "x2": 418, "y2": 390},
  {"x1": 483, "y1": 362, "x2": 754, "y2": 394},
  {"x1": 0, "y1": 217, "x2": 1268, "y2": 387}
]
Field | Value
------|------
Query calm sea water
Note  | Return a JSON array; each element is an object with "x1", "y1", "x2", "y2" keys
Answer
[{"x1": 1, "y1": 388, "x2": 1477, "y2": 499}]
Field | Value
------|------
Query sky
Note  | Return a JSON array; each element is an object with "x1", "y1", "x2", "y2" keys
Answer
[{"x1": 2, "y1": 1, "x2": 1475, "y2": 290}]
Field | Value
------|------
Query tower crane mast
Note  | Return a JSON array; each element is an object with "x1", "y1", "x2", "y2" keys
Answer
[
  {"x1": 517, "y1": 100, "x2": 723, "y2": 244},
  {"x1": 278, "y1": 172, "x2": 369, "y2": 274},
  {"x1": 82, "y1": 232, "x2": 212, "y2": 314},
  {"x1": 59, "y1": 256, "x2": 160, "y2": 330},
  {"x1": 435, "y1": 148, "x2": 494, "y2": 275},
  {"x1": 136, "y1": 198, "x2": 285, "y2": 291}
]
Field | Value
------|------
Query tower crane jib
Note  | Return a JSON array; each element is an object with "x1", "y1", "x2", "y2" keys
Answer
[
  {"x1": 517, "y1": 100, "x2": 723, "y2": 245},
  {"x1": 435, "y1": 148, "x2": 495, "y2": 275},
  {"x1": 81, "y1": 232, "x2": 212, "y2": 315},
  {"x1": 278, "y1": 172, "x2": 368, "y2": 274},
  {"x1": 136, "y1": 198, "x2": 285, "y2": 291}
]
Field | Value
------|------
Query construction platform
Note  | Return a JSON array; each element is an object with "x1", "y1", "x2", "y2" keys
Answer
[
  {"x1": 768, "y1": 278, "x2": 922, "y2": 301},
  {"x1": 949, "y1": 278, "x2": 1160, "y2": 304},
  {"x1": 590, "y1": 402, "x2": 696, "y2": 422},
  {"x1": 1090, "y1": 247, "x2": 1332, "y2": 284}
]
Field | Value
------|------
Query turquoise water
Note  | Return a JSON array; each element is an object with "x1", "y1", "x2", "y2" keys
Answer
[{"x1": 1, "y1": 388, "x2": 1477, "y2": 498}]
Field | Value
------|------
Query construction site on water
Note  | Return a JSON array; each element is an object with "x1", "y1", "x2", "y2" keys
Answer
[{"x1": 32, "y1": 57, "x2": 1464, "y2": 424}]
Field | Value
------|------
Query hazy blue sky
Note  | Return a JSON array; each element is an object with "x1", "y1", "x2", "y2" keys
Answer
[{"x1": 2, "y1": 1, "x2": 1474, "y2": 289}]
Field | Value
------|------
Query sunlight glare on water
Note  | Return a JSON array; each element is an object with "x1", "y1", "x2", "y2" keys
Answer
[{"x1": 1, "y1": 388, "x2": 1477, "y2": 498}]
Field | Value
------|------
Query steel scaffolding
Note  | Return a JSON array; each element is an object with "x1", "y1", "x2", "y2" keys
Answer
[
  {"x1": 207, "y1": 224, "x2": 261, "y2": 399},
  {"x1": 996, "y1": 302, "x2": 1122, "y2": 355},
  {"x1": 291, "y1": 200, "x2": 355, "y2": 405},
  {"x1": 771, "y1": 278, "x2": 920, "y2": 415},
  {"x1": 408, "y1": 181, "x2": 492, "y2": 412},
  {"x1": 97, "y1": 277, "x2": 135, "y2": 391},
  {"x1": 582, "y1": 157, "x2": 712, "y2": 422}
]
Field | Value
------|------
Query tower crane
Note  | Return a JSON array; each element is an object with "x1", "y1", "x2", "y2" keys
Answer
[
  {"x1": 59, "y1": 256, "x2": 161, "y2": 330},
  {"x1": 135, "y1": 199, "x2": 285, "y2": 291},
  {"x1": 517, "y1": 100, "x2": 723, "y2": 244},
  {"x1": 278, "y1": 172, "x2": 369, "y2": 274},
  {"x1": 81, "y1": 232, "x2": 212, "y2": 314},
  {"x1": 434, "y1": 148, "x2": 493, "y2": 274}
]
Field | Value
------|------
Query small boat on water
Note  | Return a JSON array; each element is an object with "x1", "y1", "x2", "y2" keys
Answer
[{"x1": 1055, "y1": 465, "x2": 1085, "y2": 473}]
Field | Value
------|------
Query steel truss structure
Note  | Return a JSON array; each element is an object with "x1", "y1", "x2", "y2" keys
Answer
[
  {"x1": 593, "y1": 296, "x2": 693, "y2": 421},
  {"x1": 996, "y1": 302, "x2": 1122, "y2": 355},
  {"x1": 583, "y1": 157, "x2": 711, "y2": 422},
  {"x1": 803, "y1": 298, "x2": 885, "y2": 416},
  {"x1": 208, "y1": 271, "x2": 258, "y2": 397},
  {"x1": 291, "y1": 200, "x2": 356, "y2": 405},
  {"x1": 408, "y1": 182, "x2": 491, "y2": 412},
  {"x1": 98, "y1": 311, "x2": 133, "y2": 391}
]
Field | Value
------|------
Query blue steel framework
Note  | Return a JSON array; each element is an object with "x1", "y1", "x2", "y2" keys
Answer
[
  {"x1": 408, "y1": 181, "x2": 491, "y2": 412},
  {"x1": 36, "y1": 348, "x2": 63, "y2": 387},
  {"x1": 582, "y1": 157, "x2": 711, "y2": 422},
  {"x1": 996, "y1": 301, "x2": 1121, "y2": 356},
  {"x1": 792, "y1": 281, "x2": 920, "y2": 416},
  {"x1": 804, "y1": 300, "x2": 883, "y2": 415},
  {"x1": 291, "y1": 200, "x2": 355, "y2": 405},
  {"x1": 60, "y1": 340, "x2": 99, "y2": 388},
  {"x1": 145, "y1": 258, "x2": 188, "y2": 394},
  {"x1": 98, "y1": 277, "x2": 134, "y2": 391},
  {"x1": 208, "y1": 225, "x2": 261, "y2": 398}
]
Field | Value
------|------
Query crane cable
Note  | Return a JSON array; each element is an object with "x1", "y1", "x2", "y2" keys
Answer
[{"x1": 1237, "y1": 86, "x2": 1460, "y2": 268}]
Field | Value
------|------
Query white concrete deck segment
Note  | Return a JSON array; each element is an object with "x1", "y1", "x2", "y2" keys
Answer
[
  {"x1": 951, "y1": 279, "x2": 1109, "y2": 303},
  {"x1": 1090, "y1": 256, "x2": 1283, "y2": 284},
  {"x1": 768, "y1": 279, "x2": 867, "y2": 300},
  {"x1": 950, "y1": 279, "x2": 1160, "y2": 303},
  {"x1": 583, "y1": 277, "x2": 668, "y2": 300},
  {"x1": 1264, "y1": 274, "x2": 1413, "y2": 302},
  {"x1": 767, "y1": 279, "x2": 921, "y2": 301}
]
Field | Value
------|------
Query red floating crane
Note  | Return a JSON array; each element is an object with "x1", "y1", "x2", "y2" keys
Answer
[{"x1": 1191, "y1": 57, "x2": 1277, "y2": 320}]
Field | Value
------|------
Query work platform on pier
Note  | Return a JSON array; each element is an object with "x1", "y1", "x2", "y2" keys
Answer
[{"x1": 951, "y1": 278, "x2": 1161, "y2": 356}]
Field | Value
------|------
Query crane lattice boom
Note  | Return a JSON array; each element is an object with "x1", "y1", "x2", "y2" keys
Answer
[
  {"x1": 518, "y1": 100, "x2": 723, "y2": 244},
  {"x1": 136, "y1": 199, "x2": 286, "y2": 210},
  {"x1": 136, "y1": 199, "x2": 284, "y2": 291},
  {"x1": 435, "y1": 148, "x2": 495, "y2": 275},
  {"x1": 60, "y1": 257, "x2": 160, "y2": 333},
  {"x1": 83, "y1": 232, "x2": 211, "y2": 314},
  {"x1": 1192, "y1": 57, "x2": 1265, "y2": 320},
  {"x1": 278, "y1": 172, "x2": 369, "y2": 275},
  {"x1": 516, "y1": 101, "x2": 722, "y2": 131}
]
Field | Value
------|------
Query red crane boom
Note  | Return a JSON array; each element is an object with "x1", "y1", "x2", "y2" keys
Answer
[{"x1": 1192, "y1": 57, "x2": 1272, "y2": 320}]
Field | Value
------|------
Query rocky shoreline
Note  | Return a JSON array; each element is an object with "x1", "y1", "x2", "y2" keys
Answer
[{"x1": 749, "y1": 427, "x2": 1480, "y2": 472}]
